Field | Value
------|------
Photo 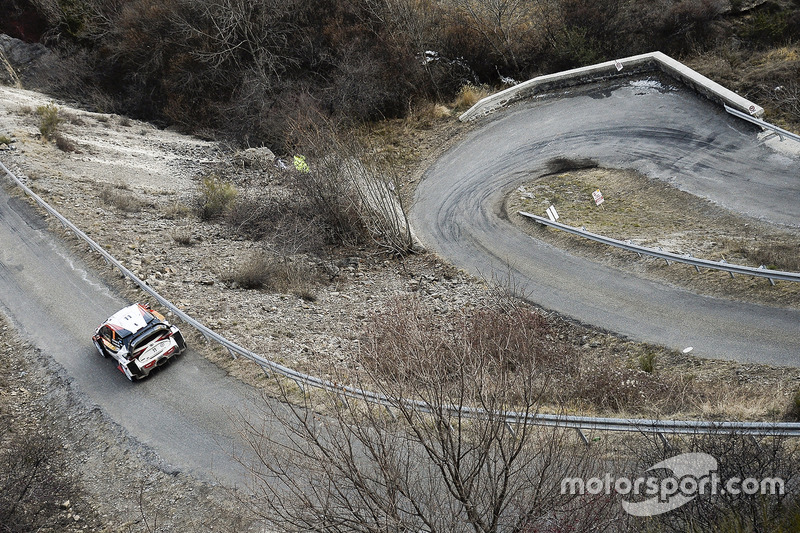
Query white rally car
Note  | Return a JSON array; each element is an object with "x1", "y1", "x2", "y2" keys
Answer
[{"x1": 92, "y1": 303, "x2": 186, "y2": 381}]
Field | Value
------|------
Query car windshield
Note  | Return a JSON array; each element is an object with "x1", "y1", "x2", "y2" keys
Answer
[{"x1": 129, "y1": 324, "x2": 170, "y2": 353}]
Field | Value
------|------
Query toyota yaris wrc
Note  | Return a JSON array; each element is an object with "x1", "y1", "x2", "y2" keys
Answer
[{"x1": 93, "y1": 303, "x2": 186, "y2": 381}]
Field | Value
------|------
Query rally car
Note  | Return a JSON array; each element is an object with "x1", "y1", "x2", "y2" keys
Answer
[{"x1": 92, "y1": 303, "x2": 186, "y2": 381}]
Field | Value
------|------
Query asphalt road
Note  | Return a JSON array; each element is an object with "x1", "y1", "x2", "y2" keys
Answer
[
  {"x1": 411, "y1": 78, "x2": 800, "y2": 367},
  {"x1": 0, "y1": 183, "x2": 261, "y2": 488}
]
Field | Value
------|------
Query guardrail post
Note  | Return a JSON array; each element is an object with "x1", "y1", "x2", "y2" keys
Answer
[
  {"x1": 576, "y1": 428, "x2": 589, "y2": 446},
  {"x1": 686, "y1": 254, "x2": 700, "y2": 273},
  {"x1": 336, "y1": 392, "x2": 350, "y2": 410},
  {"x1": 758, "y1": 265, "x2": 775, "y2": 286},
  {"x1": 226, "y1": 347, "x2": 238, "y2": 360},
  {"x1": 719, "y1": 259, "x2": 734, "y2": 278},
  {"x1": 504, "y1": 421, "x2": 517, "y2": 438}
]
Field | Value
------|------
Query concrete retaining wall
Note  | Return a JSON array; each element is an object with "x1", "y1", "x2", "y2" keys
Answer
[{"x1": 459, "y1": 51, "x2": 764, "y2": 121}]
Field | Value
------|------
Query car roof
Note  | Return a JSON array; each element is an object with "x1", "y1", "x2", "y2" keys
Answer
[{"x1": 103, "y1": 304, "x2": 160, "y2": 338}]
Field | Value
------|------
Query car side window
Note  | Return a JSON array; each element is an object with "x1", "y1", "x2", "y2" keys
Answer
[{"x1": 100, "y1": 326, "x2": 120, "y2": 353}]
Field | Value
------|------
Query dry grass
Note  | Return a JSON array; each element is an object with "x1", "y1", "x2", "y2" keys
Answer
[
  {"x1": 163, "y1": 201, "x2": 192, "y2": 220},
  {"x1": 688, "y1": 44, "x2": 800, "y2": 132},
  {"x1": 54, "y1": 133, "x2": 78, "y2": 152},
  {"x1": 357, "y1": 295, "x2": 798, "y2": 420},
  {"x1": 510, "y1": 166, "x2": 800, "y2": 307},
  {"x1": 226, "y1": 251, "x2": 318, "y2": 301},
  {"x1": 170, "y1": 227, "x2": 193, "y2": 245},
  {"x1": 761, "y1": 45, "x2": 800, "y2": 64},
  {"x1": 195, "y1": 175, "x2": 237, "y2": 221},
  {"x1": 451, "y1": 84, "x2": 491, "y2": 111},
  {"x1": 98, "y1": 184, "x2": 146, "y2": 212}
]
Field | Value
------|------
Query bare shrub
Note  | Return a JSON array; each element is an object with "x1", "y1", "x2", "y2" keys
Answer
[
  {"x1": 367, "y1": 0, "x2": 476, "y2": 99},
  {"x1": 443, "y1": 0, "x2": 546, "y2": 79},
  {"x1": 575, "y1": 360, "x2": 675, "y2": 413},
  {"x1": 0, "y1": 416, "x2": 73, "y2": 532},
  {"x1": 789, "y1": 389, "x2": 800, "y2": 421},
  {"x1": 54, "y1": 132, "x2": 77, "y2": 152},
  {"x1": 723, "y1": 236, "x2": 800, "y2": 272},
  {"x1": 545, "y1": 26, "x2": 603, "y2": 71},
  {"x1": 225, "y1": 190, "x2": 325, "y2": 253},
  {"x1": 35, "y1": 103, "x2": 61, "y2": 140},
  {"x1": 739, "y1": 9, "x2": 791, "y2": 46},
  {"x1": 170, "y1": 227, "x2": 193, "y2": 245},
  {"x1": 290, "y1": 121, "x2": 415, "y2": 254},
  {"x1": 364, "y1": 296, "x2": 702, "y2": 417},
  {"x1": 226, "y1": 251, "x2": 318, "y2": 300},
  {"x1": 645, "y1": 0, "x2": 729, "y2": 54},
  {"x1": 163, "y1": 201, "x2": 192, "y2": 220},
  {"x1": 98, "y1": 184, "x2": 145, "y2": 212},
  {"x1": 756, "y1": 79, "x2": 800, "y2": 131},
  {"x1": 628, "y1": 432, "x2": 800, "y2": 532}
]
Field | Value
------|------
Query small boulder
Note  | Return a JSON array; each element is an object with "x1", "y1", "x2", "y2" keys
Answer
[{"x1": 233, "y1": 147, "x2": 276, "y2": 170}]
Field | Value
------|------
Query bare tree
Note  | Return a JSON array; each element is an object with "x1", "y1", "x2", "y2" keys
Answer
[
  {"x1": 174, "y1": 0, "x2": 303, "y2": 86},
  {"x1": 450, "y1": 0, "x2": 548, "y2": 75},
  {"x1": 364, "y1": 0, "x2": 461, "y2": 99},
  {"x1": 235, "y1": 298, "x2": 621, "y2": 532},
  {"x1": 628, "y1": 432, "x2": 800, "y2": 532}
]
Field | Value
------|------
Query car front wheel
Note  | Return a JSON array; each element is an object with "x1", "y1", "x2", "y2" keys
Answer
[{"x1": 93, "y1": 339, "x2": 108, "y2": 358}]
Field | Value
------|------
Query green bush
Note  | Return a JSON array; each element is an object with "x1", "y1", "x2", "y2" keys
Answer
[
  {"x1": 36, "y1": 104, "x2": 62, "y2": 140},
  {"x1": 740, "y1": 11, "x2": 790, "y2": 46},
  {"x1": 195, "y1": 176, "x2": 237, "y2": 221},
  {"x1": 639, "y1": 351, "x2": 657, "y2": 373}
]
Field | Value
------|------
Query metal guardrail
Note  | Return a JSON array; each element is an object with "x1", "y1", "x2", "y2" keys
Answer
[
  {"x1": 3, "y1": 159, "x2": 800, "y2": 438},
  {"x1": 519, "y1": 211, "x2": 800, "y2": 285},
  {"x1": 725, "y1": 104, "x2": 800, "y2": 143}
]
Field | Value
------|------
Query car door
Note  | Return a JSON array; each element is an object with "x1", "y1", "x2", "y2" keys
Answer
[{"x1": 97, "y1": 325, "x2": 121, "y2": 357}]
